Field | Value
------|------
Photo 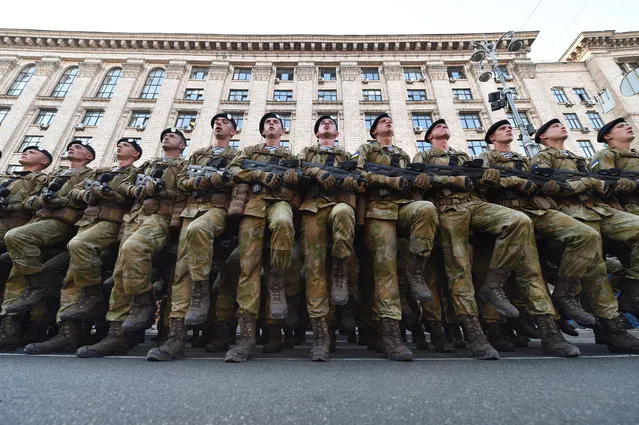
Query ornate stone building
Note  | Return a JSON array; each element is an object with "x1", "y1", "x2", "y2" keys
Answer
[{"x1": 0, "y1": 28, "x2": 637, "y2": 171}]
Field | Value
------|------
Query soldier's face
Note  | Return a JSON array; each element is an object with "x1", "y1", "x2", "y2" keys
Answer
[
  {"x1": 606, "y1": 121, "x2": 634, "y2": 144},
  {"x1": 316, "y1": 118, "x2": 338, "y2": 141},
  {"x1": 263, "y1": 118, "x2": 283, "y2": 138},
  {"x1": 428, "y1": 123, "x2": 450, "y2": 140},
  {"x1": 162, "y1": 133, "x2": 187, "y2": 150},
  {"x1": 117, "y1": 142, "x2": 139, "y2": 160},
  {"x1": 67, "y1": 144, "x2": 94, "y2": 162},
  {"x1": 543, "y1": 122, "x2": 568, "y2": 142},
  {"x1": 19, "y1": 149, "x2": 49, "y2": 167},
  {"x1": 492, "y1": 124, "x2": 514, "y2": 144},
  {"x1": 213, "y1": 118, "x2": 237, "y2": 139},
  {"x1": 374, "y1": 117, "x2": 393, "y2": 138}
]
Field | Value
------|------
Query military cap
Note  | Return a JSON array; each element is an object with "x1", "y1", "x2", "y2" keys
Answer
[
  {"x1": 23, "y1": 145, "x2": 53, "y2": 164},
  {"x1": 597, "y1": 118, "x2": 626, "y2": 144},
  {"x1": 66, "y1": 139, "x2": 96, "y2": 160},
  {"x1": 369, "y1": 113, "x2": 391, "y2": 139},
  {"x1": 424, "y1": 119, "x2": 447, "y2": 142},
  {"x1": 117, "y1": 137, "x2": 143, "y2": 156},
  {"x1": 259, "y1": 112, "x2": 283, "y2": 136},
  {"x1": 534, "y1": 118, "x2": 561, "y2": 144},
  {"x1": 314, "y1": 115, "x2": 338, "y2": 134},
  {"x1": 484, "y1": 119, "x2": 511, "y2": 144},
  {"x1": 160, "y1": 127, "x2": 187, "y2": 143},
  {"x1": 211, "y1": 113, "x2": 237, "y2": 130}
]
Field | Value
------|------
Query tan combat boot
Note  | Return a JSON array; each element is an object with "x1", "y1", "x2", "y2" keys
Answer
[
  {"x1": 224, "y1": 314, "x2": 256, "y2": 362},
  {"x1": 424, "y1": 320, "x2": 454, "y2": 353},
  {"x1": 405, "y1": 252, "x2": 432, "y2": 302},
  {"x1": 535, "y1": 314, "x2": 580, "y2": 357},
  {"x1": 268, "y1": 268, "x2": 288, "y2": 320},
  {"x1": 0, "y1": 315, "x2": 22, "y2": 352},
  {"x1": 76, "y1": 321, "x2": 131, "y2": 358},
  {"x1": 330, "y1": 257, "x2": 349, "y2": 305},
  {"x1": 147, "y1": 317, "x2": 186, "y2": 361},
  {"x1": 598, "y1": 315, "x2": 639, "y2": 354},
  {"x1": 310, "y1": 317, "x2": 330, "y2": 361},
  {"x1": 184, "y1": 280, "x2": 210, "y2": 326},
  {"x1": 380, "y1": 318, "x2": 413, "y2": 361},
  {"x1": 4, "y1": 272, "x2": 54, "y2": 314},
  {"x1": 121, "y1": 290, "x2": 156, "y2": 332},
  {"x1": 59, "y1": 285, "x2": 105, "y2": 322},
  {"x1": 24, "y1": 321, "x2": 84, "y2": 354},
  {"x1": 551, "y1": 277, "x2": 596, "y2": 326},
  {"x1": 477, "y1": 269, "x2": 519, "y2": 318},
  {"x1": 461, "y1": 315, "x2": 499, "y2": 360}
]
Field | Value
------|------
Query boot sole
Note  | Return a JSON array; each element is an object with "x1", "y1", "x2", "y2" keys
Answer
[
  {"x1": 146, "y1": 349, "x2": 184, "y2": 362},
  {"x1": 477, "y1": 291, "x2": 519, "y2": 318},
  {"x1": 121, "y1": 319, "x2": 155, "y2": 333}
]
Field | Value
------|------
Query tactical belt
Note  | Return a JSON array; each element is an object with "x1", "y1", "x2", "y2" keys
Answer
[
  {"x1": 36, "y1": 207, "x2": 82, "y2": 225},
  {"x1": 495, "y1": 198, "x2": 531, "y2": 208},
  {"x1": 434, "y1": 195, "x2": 472, "y2": 206},
  {"x1": 84, "y1": 205, "x2": 126, "y2": 224}
]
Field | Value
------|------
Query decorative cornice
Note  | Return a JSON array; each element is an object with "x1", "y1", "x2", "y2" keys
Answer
[
  {"x1": 382, "y1": 64, "x2": 403, "y2": 80},
  {"x1": 513, "y1": 61, "x2": 536, "y2": 79},
  {"x1": 121, "y1": 60, "x2": 144, "y2": 78},
  {"x1": 208, "y1": 62, "x2": 229, "y2": 80},
  {"x1": 35, "y1": 58, "x2": 61, "y2": 76},
  {"x1": 78, "y1": 60, "x2": 103, "y2": 78},
  {"x1": 165, "y1": 61, "x2": 187, "y2": 79},
  {"x1": 0, "y1": 57, "x2": 18, "y2": 77},
  {"x1": 340, "y1": 63, "x2": 360, "y2": 81},
  {"x1": 252, "y1": 64, "x2": 272, "y2": 81},
  {"x1": 425, "y1": 63, "x2": 447, "y2": 80},
  {"x1": 296, "y1": 63, "x2": 315, "y2": 81},
  {"x1": 560, "y1": 30, "x2": 639, "y2": 62}
]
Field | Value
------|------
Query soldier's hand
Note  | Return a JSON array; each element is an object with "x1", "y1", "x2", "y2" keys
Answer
[
  {"x1": 480, "y1": 168, "x2": 500, "y2": 185},
  {"x1": 303, "y1": 167, "x2": 322, "y2": 178},
  {"x1": 192, "y1": 175, "x2": 212, "y2": 191},
  {"x1": 386, "y1": 176, "x2": 409, "y2": 192},
  {"x1": 261, "y1": 172, "x2": 282, "y2": 190},
  {"x1": 209, "y1": 173, "x2": 224, "y2": 187},
  {"x1": 589, "y1": 178, "x2": 614, "y2": 197},
  {"x1": 89, "y1": 185, "x2": 111, "y2": 199},
  {"x1": 515, "y1": 179, "x2": 538, "y2": 196},
  {"x1": 24, "y1": 195, "x2": 43, "y2": 211},
  {"x1": 317, "y1": 171, "x2": 337, "y2": 192},
  {"x1": 341, "y1": 176, "x2": 365, "y2": 193},
  {"x1": 433, "y1": 175, "x2": 473, "y2": 191},
  {"x1": 250, "y1": 169, "x2": 265, "y2": 183},
  {"x1": 43, "y1": 196, "x2": 68, "y2": 208},
  {"x1": 131, "y1": 185, "x2": 146, "y2": 199},
  {"x1": 82, "y1": 190, "x2": 97, "y2": 205},
  {"x1": 144, "y1": 180, "x2": 158, "y2": 196},
  {"x1": 413, "y1": 173, "x2": 431, "y2": 191},
  {"x1": 614, "y1": 177, "x2": 637, "y2": 193},
  {"x1": 541, "y1": 180, "x2": 561, "y2": 195},
  {"x1": 283, "y1": 169, "x2": 299, "y2": 186}
]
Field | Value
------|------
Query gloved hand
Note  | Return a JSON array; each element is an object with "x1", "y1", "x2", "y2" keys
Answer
[
  {"x1": 341, "y1": 176, "x2": 365, "y2": 193},
  {"x1": 541, "y1": 180, "x2": 561, "y2": 195},
  {"x1": 386, "y1": 176, "x2": 409, "y2": 192},
  {"x1": 192, "y1": 175, "x2": 212, "y2": 191},
  {"x1": 82, "y1": 190, "x2": 97, "y2": 205},
  {"x1": 24, "y1": 195, "x2": 43, "y2": 211},
  {"x1": 43, "y1": 196, "x2": 69, "y2": 208},
  {"x1": 209, "y1": 173, "x2": 224, "y2": 187},
  {"x1": 504, "y1": 176, "x2": 537, "y2": 196},
  {"x1": 432, "y1": 175, "x2": 473, "y2": 191},
  {"x1": 283, "y1": 169, "x2": 299, "y2": 186},
  {"x1": 614, "y1": 177, "x2": 637, "y2": 194},
  {"x1": 589, "y1": 178, "x2": 614, "y2": 197},
  {"x1": 480, "y1": 168, "x2": 500, "y2": 185},
  {"x1": 413, "y1": 173, "x2": 431, "y2": 191},
  {"x1": 261, "y1": 172, "x2": 281, "y2": 190}
]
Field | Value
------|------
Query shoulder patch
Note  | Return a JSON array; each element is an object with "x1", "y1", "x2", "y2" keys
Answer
[
  {"x1": 351, "y1": 151, "x2": 359, "y2": 159},
  {"x1": 590, "y1": 158, "x2": 600, "y2": 169}
]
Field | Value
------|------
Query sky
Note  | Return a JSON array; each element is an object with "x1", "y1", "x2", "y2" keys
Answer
[{"x1": 0, "y1": 0, "x2": 637, "y2": 62}]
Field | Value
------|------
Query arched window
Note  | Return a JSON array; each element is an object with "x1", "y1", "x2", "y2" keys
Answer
[
  {"x1": 96, "y1": 67, "x2": 122, "y2": 98},
  {"x1": 139, "y1": 69, "x2": 165, "y2": 100},
  {"x1": 6, "y1": 65, "x2": 35, "y2": 96},
  {"x1": 51, "y1": 66, "x2": 79, "y2": 98}
]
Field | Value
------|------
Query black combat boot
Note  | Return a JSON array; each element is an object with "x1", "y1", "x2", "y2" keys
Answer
[
  {"x1": 484, "y1": 322, "x2": 515, "y2": 352},
  {"x1": 619, "y1": 281, "x2": 639, "y2": 317},
  {"x1": 410, "y1": 322, "x2": 429, "y2": 350},
  {"x1": 380, "y1": 318, "x2": 413, "y2": 361},
  {"x1": 502, "y1": 326, "x2": 529, "y2": 348},
  {"x1": 147, "y1": 317, "x2": 186, "y2": 361},
  {"x1": 535, "y1": 314, "x2": 580, "y2": 357},
  {"x1": 184, "y1": 280, "x2": 210, "y2": 326},
  {"x1": 268, "y1": 268, "x2": 288, "y2": 320},
  {"x1": 443, "y1": 322, "x2": 466, "y2": 348},
  {"x1": 477, "y1": 269, "x2": 519, "y2": 318},
  {"x1": 205, "y1": 321, "x2": 233, "y2": 352},
  {"x1": 24, "y1": 321, "x2": 83, "y2": 354},
  {"x1": 551, "y1": 277, "x2": 596, "y2": 327},
  {"x1": 4, "y1": 272, "x2": 54, "y2": 314},
  {"x1": 59, "y1": 285, "x2": 105, "y2": 322},
  {"x1": 0, "y1": 315, "x2": 22, "y2": 352},
  {"x1": 76, "y1": 321, "x2": 130, "y2": 358},
  {"x1": 224, "y1": 313, "x2": 256, "y2": 362},
  {"x1": 285, "y1": 294, "x2": 300, "y2": 328},
  {"x1": 262, "y1": 324, "x2": 283, "y2": 353},
  {"x1": 557, "y1": 318, "x2": 579, "y2": 337},
  {"x1": 122, "y1": 291, "x2": 155, "y2": 332},
  {"x1": 508, "y1": 308, "x2": 541, "y2": 339},
  {"x1": 310, "y1": 317, "x2": 330, "y2": 361},
  {"x1": 330, "y1": 257, "x2": 349, "y2": 305},
  {"x1": 598, "y1": 316, "x2": 639, "y2": 354},
  {"x1": 461, "y1": 315, "x2": 499, "y2": 360},
  {"x1": 405, "y1": 252, "x2": 432, "y2": 302},
  {"x1": 424, "y1": 320, "x2": 454, "y2": 353}
]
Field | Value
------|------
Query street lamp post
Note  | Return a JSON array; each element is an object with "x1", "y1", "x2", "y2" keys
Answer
[{"x1": 470, "y1": 31, "x2": 537, "y2": 157}]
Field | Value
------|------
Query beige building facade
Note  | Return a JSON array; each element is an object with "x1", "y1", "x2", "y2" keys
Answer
[{"x1": 0, "y1": 29, "x2": 638, "y2": 171}]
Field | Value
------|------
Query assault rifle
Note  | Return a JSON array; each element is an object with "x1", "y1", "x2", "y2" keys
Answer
[
  {"x1": 0, "y1": 188, "x2": 10, "y2": 210},
  {"x1": 84, "y1": 173, "x2": 114, "y2": 195},
  {"x1": 300, "y1": 160, "x2": 366, "y2": 184},
  {"x1": 135, "y1": 169, "x2": 165, "y2": 195},
  {"x1": 596, "y1": 168, "x2": 639, "y2": 183},
  {"x1": 185, "y1": 158, "x2": 229, "y2": 180},
  {"x1": 240, "y1": 158, "x2": 303, "y2": 192},
  {"x1": 41, "y1": 181, "x2": 63, "y2": 201}
]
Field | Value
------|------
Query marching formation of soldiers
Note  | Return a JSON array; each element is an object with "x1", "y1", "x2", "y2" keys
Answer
[{"x1": 1, "y1": 111, "x2": 639, "y2": 363}]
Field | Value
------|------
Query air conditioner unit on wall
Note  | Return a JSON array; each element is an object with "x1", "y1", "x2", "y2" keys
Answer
[
  {"x1": 475, "y1": 126, "x2": 485, "y2": 133},
  {"x1": 414, "y1": 126, "x2": 423, "y2": 134},
  {"x1": 136, "y1": 125, "x2": 145, "y2": 131},
  {"x1": 406, "y1": 79, "x2": 414, "y2": 84},
  {"x1": 318, "y1": 77, "x2": 324, "y2": 83},
  {"x1": 564, "y1": 101, "x2": 575, "y2": 107},
  {"x1": 449, "y1": 77, "x2": 456, "y2": 83},
  {"x1": 361, "y1": 78, "x2": 369, "y2": 84},
  {"x1": 581, "y1": 126, "x2": 591, "y2": 133},
  {"x1": 274, "y1": 78, "x2": 280, "y2": 84},
  {"x1": 38, "y1": 123, "x2": 49, "y2": 130},
  {"x1": 74, "y1": 123, "x2": 85, "y2": 131}
]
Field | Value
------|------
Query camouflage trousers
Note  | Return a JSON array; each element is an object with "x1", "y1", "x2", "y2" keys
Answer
[
  {"x1": 106, "y1": 213, "x2": 169, "y2": 322},
  {"x1": 0, "y1": 215, "x2": 30, "y2": 252},
  {"x1": 302, "y1": 203, "x2": 355, "y2": 318},
  {"x1": 56, "y1": 220, "x2": 121, "y2": 323},
  {"x1": 364, "y1": 201, "x2": 438, "y2": 321},
  {"x1": 236, "y1": 201, "x2": 295, "y2": 318},
  {"x1": 438, "y1": 200, "x2": 531, "y2": 317},
  {"x1": 215, "y1": 245, "x2": 240, "y2": 323},
  {"x1": 169, "y1": 207, "x2": 227, "y2": 319}
]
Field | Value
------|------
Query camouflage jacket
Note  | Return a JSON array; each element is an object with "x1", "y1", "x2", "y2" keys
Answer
[
  {"x1": 591, "y1": 147, "x2": 639, "y2": 209},
  {"x1": 0, "y1": 170, "x2": 47, "y2": 218}
]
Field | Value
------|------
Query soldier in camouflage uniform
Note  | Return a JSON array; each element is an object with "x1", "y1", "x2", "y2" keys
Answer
[
  {"x1": 0, "y1": 141, "x2": 94, "y2": 351},
  {"x1": 23, "y1": 139, "x2": 141, "y2": 354},
  {"x1": 532, "y1": 118, "x2": 639, "y2": 354},
  {"x1": 147, "y1": 113, "x2": 238, "y2": 362},
  {"x1": 77, "y1": 128, "x2": 187, "y2": 358},
  {"x1": 413, "y1": 119, "x2": 535, "y2": 360},
  {"x1": 296, "y1": 115, "x2": 364, "y2": 361},
  {"x1": 354, "y1": 113, "x2": 438, "y2": 361},
  {"x1": 590, "y1": 118, "x2": 639, "y2": 315},
  {"x1": 224, "y1": 112, "x2": 300, "y2": 363}
]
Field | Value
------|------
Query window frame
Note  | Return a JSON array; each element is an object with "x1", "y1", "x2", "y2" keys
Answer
[
  {"x1": 96, "y1": 67, "x2": 122, "y2": 99},
  {"x1": 50, "y1": 66, "x2": 79, "y2": 98},
  {"x1": 7, "y1": 65, "x2": 36, "y2": 96},
  {"x1": 139, "y1": 69, "x2": 166, "y2": 100}
]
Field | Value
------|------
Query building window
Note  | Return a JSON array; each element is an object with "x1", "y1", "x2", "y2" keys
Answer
[
  {"x1": 273, "y1": 90, "x2": 293, "y2": 101},
  {"x1": 447, "y1": 66, "x2": 466, "y2": 80},
  {"x1": 404, "y1": 68, "x2": 423, "y2": 81},
  {"x1": 81, "y1": 110, "x2": 103, "y2": 127},
  {"x1": 139, "y1": 69, "x2": 165, "y2": 100},
  {"x1": 230, "y1": 113, "x2": 244, "y2": 131},
  {"x1": 578, "y1": 140, "x2": 595, "y2": 158},
  {"x1": 319, "y1": 68, "x2": 336, "y2": 81},
  {"x1": 233, "y1": 68, "x2": 251, "y2": 81},
  {"x1": 412, "y1": 113, "x2": 433, "y2": 129},
  {"x1": 51, "y1": 66, "x2": 79, "y2": 98},
  {"x1": 7, "y1": 65, "x2": 35, "y2": 96},
  {"x1": 361, "y1": 68, "x2": 380, "y2": 81},
  {"x1": 184, "y1": 88, "x2": 203, "y2": 101},
  {"x1": 460, "y1": 113, "x2": 482, "y2": 129},
  {"x1": 176, "y1": 112, "x2": 197, "y2": 130},
  {"x1": 506, "y1": 112, "x2": 531, "y2": 128},
  {"x1": 407, "y1": 90, "x2": 427, "y2": 101},
  {"x1": 128, "y1": 111, "x2": 151, "y2": 128},
  {"x1": 228, "y1": 89, "x2": 249, "y2": 101},
  {"x1": 279, "y1": 114, "x2": 292, "y2": 131},
  {"x1": 564, "y1": 113, "x2": 582, "y2": 130},
  {"x1": 497, "y1": 65, "x2": 512, "y2": 79},
  {"x1": 518, "y1": 140, "x2": 540, "y2": 157},
  {"x1": 229, "y1": 140, "x2": 240, "y2": 149},
  {"x1": 364, "y1": 114, "x2": 377, "y2": 130},
  {"x1": 34, "y1": 109, "x2": 57, "y2": 126},
  {"x1": 453, "y1": 88, "x2": 473, "y2": 100},
  {"x1": 467, "y1": 140, "x2": 488, "y2": 156},
  {"x1": 587, "y1": 111, "x2": 604, "y2": 129},
  {"x1": 416, "y1": 141, "x2": 432, "y2": 152},
  {"x1": 0, "y1": 108, "x2": 9, "y2": 124},
  {"x1": 498, "y1": 87, "x2": 518, "y2": 97},
  {"x1": 573, "y1": 88, "x2": 591, "y2": 102},
  {"x1": 276, "y1": 68, "x2": 294, "y2": 81},
  {"x1": 96, "y1": 67, "x2": 122, "y2": 98},
  {"x1": 318, "y1": 90, "x2": 337, "y2": 101},
  {"x1": 6, "y1": 165, "x2": 23, "y2": 174},
  {"x1": 362, "y1": 89, "x2": 382, "y2": 101},
  {"x1": 17, "y1": 136, "x2": 42, "y2": 152},
  {"x1": 190, "y1": 67, "x2": 208, "y2": 80},
  {"x1": 552, "y1": 88, "x2": 568, "y2": 103},
  {"x1": 71, "y1": 137, "x2": 93, "y2": 145},
  {"x1": 280, "y1": 140, "x2": 290, "y2": 149}
]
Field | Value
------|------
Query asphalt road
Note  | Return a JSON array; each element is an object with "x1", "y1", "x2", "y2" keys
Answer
[{"x1": 1, "y1": 330, "x2": 638, "y2": 425}]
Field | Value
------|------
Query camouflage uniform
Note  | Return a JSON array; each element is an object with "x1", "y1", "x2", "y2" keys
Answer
[
  {"x1": 106, "y1": 157, "x2": 186, "y2": 322},
  {"x1": 226, "y1": 143, "x2": 298, "y2": 318},
  {"x1": 354, "y1": 141, "x2": 438, "y2": 321},
  {"x1": 169, "y1": 145, "x2": 237, "y2": 319},
  {"x1": 297, "y1": 143, "x2": 356, "y2": 318},
  {"x1": 591, "y1": 147, "x2": 639, "y2": 215}
]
